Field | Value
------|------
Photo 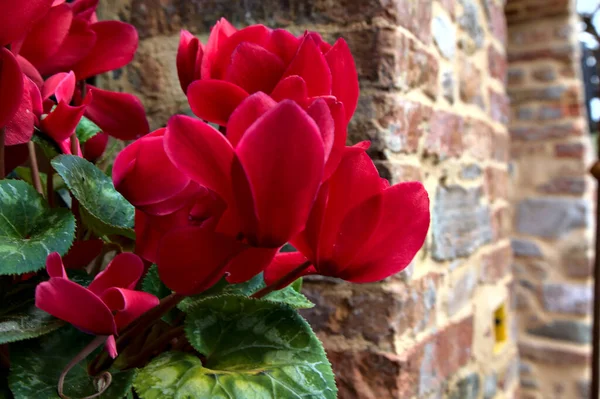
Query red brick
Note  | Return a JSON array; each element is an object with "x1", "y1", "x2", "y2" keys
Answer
[
  {"x1": 491, "y1": 204, "x2": 511, "y2": 241},
  {"x1": 507, "y1": 67, "x2": 525, "y2": 86},
  {"x1": 488, "y1": 44, "x2": 507, "y2": 82},
  {"x1": 459, "y1": 57, "x2": 484, "y2": 108},
  {"x1": 489, "y1": 89, "x2": 510, "y2": 124},
  {"x1": 375, "y1": 161, "x2": 424, "y2": 184},
  {"x1": 555, "y1": 142, "x2": 585, "y2": 158},
  {"x1": 531, "y1": 66, "x2": 557, "y2": 82},
  {"x1": 481, "y1": 242, "x2": 513, "y2": 283},
  {"x1": 487, "y1": 0, "x2": 507, "y2": 44},
  {"x1": 439, "y1": 0, "x2": 455, "y2": 19},
  {"x1": 508, "y1": 85, "x2": 579, "y2": 105},
  {"x1": 463, "y1": 118, "x2": 493, "y2": 160},
  {"x1": 510, "y1": 121, "x2": 584, "y2": 141},
  {"x1": 537, "y1": 176, "x2": 586, "y2": 195},
  {"x1": 484, "y1": 166, "x2": 510, "y2": 201},
  {"x1": 424, "y1": 111, "x2": 464, "y2": 158},
  {"x1": 493, "y1": 131, "x2": 511, "y2": 163},
  {"x1": 396, "y1": 0, "x2": 432, "y2": 44},
  {"x1": 518, "y1": 340, "x2": 591, "y2": 365},
  {"x1": 508, "y1": 44, "x2": 576, "y2": 64}
]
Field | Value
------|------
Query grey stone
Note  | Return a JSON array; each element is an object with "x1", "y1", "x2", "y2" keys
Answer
[
  {"x1": 542, "y1": 283, "x2": 593, "y2": 315},
  {"x1": 539, "y1": 106, "x2": 562, "y2": 120},
  {"x1": 527, "y1": 320, "x2": 592, "y2": 344},
  {"x1": 516, "y1": 107, "x2": 535, "y2": 120},
  {"x1": 511, "y1": 239, "x2": 543, "y2": 257},
  {"x1": 461, "y1": 164, "x2": 482, "y2": 180},
  {"x1": 433, "y1": 15, "x2": 456, "y2": 59},
  {"x1": 447, "y1": 269, "x2": 477, "y2": 316},
  {"x1": 483, "y1": 374, "x2": 497, "y2": 399},
  {"x1": 442, "y1": 69, "x2": 455, "y2": 104},
  {"x1": 516, "y1": 198, "x2": 590, "y2": 238},
  {"x1": 432, "y1": 186, "x2": 493, "y2": 261},
  {"x1": 449, "y1": 373, "x2": 480, "y2": 399},
  {"x1": 459, "y1": 0, "x2": 485, "y2": 50}
]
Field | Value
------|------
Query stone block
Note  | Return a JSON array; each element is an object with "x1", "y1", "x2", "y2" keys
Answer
[
  {"x1": 511, "y1": 239, "x2": 542, "y2": 257},
  {"x1": 424, "y1": 111, "x2": 464, "y2": 159},
  {"x1": 480, "y1": 242, "x2": 513, "y2": 283},
  {"x1": 555, "y1": 142, "x2": 585, "y2": 158},
  {"x1": 488, "y1": 44, "x2": 507, "y2": 82},
  {"x1": 518, "y1": 340, "x2": 591, "y2": 365},
  {"x1": 527, "y1": 320, "x2": 592, "y2": 344},
  {"x1": 542, "y1": 283, "x2": 593, "y2": 315},
  {"x1": 516, "y1": 198, "x2": 589, "y2": 238},
  {"x1": 447, "y1": 267, "x2": 478, "y2": 316},
  {"x1": 537, "y1": 176, "x2": 586, "y2": 195}
]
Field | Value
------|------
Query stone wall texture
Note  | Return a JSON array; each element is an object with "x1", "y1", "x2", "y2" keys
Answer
[
  {"x1": 97, "y1": 0, "x2": 594, "y2": 398},
  {"x1": 506, "y1": 1, "x2": 596, "y2": 398}
]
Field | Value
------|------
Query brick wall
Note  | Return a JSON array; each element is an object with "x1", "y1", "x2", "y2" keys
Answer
[
  {"x1": 98, "y1": 1, "x2": 518, "y2": 398},
  {"x1": 506, "y1": 0, "x2": 595, "y2": 398}
]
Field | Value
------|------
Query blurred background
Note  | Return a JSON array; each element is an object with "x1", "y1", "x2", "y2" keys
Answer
[{"x1": 96, "y1": 0, "x2": 599, "y2": 398}]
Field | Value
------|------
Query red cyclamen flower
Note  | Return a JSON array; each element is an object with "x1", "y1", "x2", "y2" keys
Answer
[
  {"x1": 177, "y1": 18, "x2": 359, "y2": 125},
  {"x1": 35, "y1": 252, "x2": 159, "y2": 358},
  {"x1": 265, "y1": 144, "x2": 430, "y2": 285}
]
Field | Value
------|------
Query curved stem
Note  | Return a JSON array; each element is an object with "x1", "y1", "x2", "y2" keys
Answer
[
  {"x1": 27, "y1": 141, "x2": 43, "y2": 195},
  {"x1": 251, "y1": 260, "x2": 312, "y2": 299},
  {"x1": 58, "y1": 335, "x2": 110, "y2": 399},
  {"x1": 125, "y1": 326, "x2": 185, "y2": 369}
]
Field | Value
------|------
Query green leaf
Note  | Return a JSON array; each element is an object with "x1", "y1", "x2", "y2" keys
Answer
[
  {"x1": 13, "y1": 167, "x2": 47, "y2": 194},
  {"x1": 51, "y1": 155, "x2": 135, "y2": 238},
  {"x1": 141, "y1": 265, "x2": 171, "y2": 300},
  {"x1": 0, "y1": 180, "x2": 76, "y2": 275},
  {"x1": 32, "y1": 134, "x2": 60, "y2": 160},
  {"x1": 134, "y1": 295, "x2": 336, "y2": 399},
  {"x1": 179, "y1": 273, "x2": 313, "y2": 311},
  {"x1": 0, "y1": 280, "x2": 64, "y2": 345},
  {"x1": 8, "y1": 326, "x2": 136, "y2": 399},
  {"x1": 76, "y1": 116, "x2": 101, "y2": 144}
]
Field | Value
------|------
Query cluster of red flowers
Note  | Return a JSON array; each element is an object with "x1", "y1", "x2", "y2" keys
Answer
[
  {"x1": 116, "y1": 19, "x2": 431, "y2": 295},
  {"x1": 0, "y1": 0, "x2": 148, "y2": 169}
]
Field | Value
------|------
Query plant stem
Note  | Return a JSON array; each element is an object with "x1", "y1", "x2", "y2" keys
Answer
[
  {"x1": 88, "y1": 293, "x2": 184, "y2": 375},
  {"x1": 125, "y1": 326, "x2": 185, "y2": 369},
  {"x1": 0, "y1": 127, "x2": 5, "y2": 179},
  {"x1": 27, "y1": 141, "x2": 43, "y2": 195},
  {"x1": 47, "y1": 160, "x2": 54, "y2": 207},
  {"x1": 251, "y1": 260, "x2": 312, "y2": 299},
  {"x1": 58, "y1": 335, "x2": 110, "y2": 399}
]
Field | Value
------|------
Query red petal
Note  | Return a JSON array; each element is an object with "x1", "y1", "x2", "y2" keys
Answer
[
  {"x1": 283, "y1": 35, "x2": 332, "y2": 97},
  {"x1": 306, "y1": 98, "x2": 334, "y2": 160},
  {"x1": 83, "y1": 132, "x2": 109, "y2": 161},
  {"x1": 235, "y1": 100, "x2": 324, "y2": 246},
  {"x1": 36, "y1": 17, "x2": 96, "y2": 76},
  {"x1": 157, "y1": 227, "x2": 246, "y2": 295},
  {"x1": 226, "y1": 92, "x2": 276, "y2": 147},
  {"x1": 0, "y1": 49, "x2": 23, "y2": 129},
  {"x1": 177, "y1": 30, "x2": 203, "y2": 93},
  {"x1": 210, "y1": 25, "x2": 271, "y2": 80},
  {"x1": 17, "y1": 3, "x2": 73, "y2": 68},
  {"x1": 201, "y1": 18, "x2": 237, "y2": 79},
  {"x1": 105, "y1": 335, "x2": 117, "y2": 358},
  {"x1": 135, "y1": 209, "x2": 190, "y2": 264},
  {"x1": 266, "y1": 29, "x2": 301, "y2": 64},
  {"x1": 4, "y1": 76, "x2": 35, "y2": 146},
  {"x1": 323, "y1": 100, "x2": 347, "y2": 179},
  {"x1": 88, "y1": 252, "x2": 144, "y2": 295},
  {"x1": 224, "y1": 43, "x2": 285, "y2": 94},
  {"x1": 270, "y1": 75, "x2": 309, "y2": 106},
  {"x1": 0, "y1": 0, "x2": 54, "y2": 46},
  {"x1": 187, "y1": 79, "x2": 249, "y2": 126},
  {"x1": 139, "y1": 181, "x2": 202, "y2": 217},
  {"x1": 100, "y1": 287, "x2": 159, "y2": 331},
  {"x1": 165, "y1": 115, "x2": 235, "y2": 202},
  {"x1": 62, "y1": 239, "x2": 104, "y2": 269},
  {"x1": 84, "y1": 86, "x2": 149, "y2": 140},
  {"x1": 41, "y1": 97, "x2": 89, "y2": 143},
  {"x1": 341, "y1": 182, "x2": 430, "y2": 282},
  {"x1": 16, "y1": 56, "x2": 44, "y2": 88},
  {"x1": 263, "y1": 251, "x2": 314, "y2": 286},
  {"x1": 70, "y1": 0, "x2": 98, "y2": 21},
  {"x1": 325, "y1": 38, "x2": 359, "y2": 121},
  {"x1": 35, "y1": 278, "x2": 117, "y2": 335},
  {"x1": 225, "y1": 247, "x2": 278, "y2": 284},
  {"x1": 113, "y1": 132, "x2": 190, "y2": 208},
  {"x1": 72, "y1": 20, "x2": 138, "y2": 80},
  {"x1": 46, "y1": 252, "x2": 68, "y2": 278},
  {"x1": 42, "y1": 71, "x2": 75, "y2": 103},
  {"x1": 291, "y1": 181, "x2": 329, "y2": 262}
]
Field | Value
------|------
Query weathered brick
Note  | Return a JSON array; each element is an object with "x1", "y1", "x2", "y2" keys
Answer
[
  {"x1": 484, "y1": 166, "x2": 509, "y2": 201},
  {"x1": 511, "y1": 239, "x2": 542, "y2": 257},
  {"x1": 527, "y1": 320, "x2": 592, "y2": 344},
  {"x1": 447, "y1": 267, "x2": 477, "y2": 316},
  {"x1": 542, "y1": 282, "x2": 593, "y2": 315},
  {"x1": 507, "y1": 67, "x2": 525, "y2": 85},
  {"x1": 375, "y1": 161, "x2": 423, "y2": 184},
  {"x1": 440, "y1": 0, "x2": 455, "y2": 19},
  {"x1": 537, "y1": 176, "x2": 586, "y2": 195},
  {"x1": 432, "y1": 186, "x2": 493, "y2": 261},
  {"x1": 488, "y1": 44, "x2": 507, "y2": 82},
  {"x1": 485, "y1": 0, "x2": 507, "y2": 44},
  {"x1": 489, "y1": 89, "x2": 510, "y2": 124},
  {"x1": 518, "y1": 340, "x2": 591, "y2": 365},
  {"x1": 577, "y1": 380, "x2": 591, "y2": 399},
  {"x1": 396, "y1": 0, "x2": 432, "y2": 44},
  {"x1": 491, "y1": 204, "x2": 511, "y2": 241},
  {"x1": 510, "y1": 121, "x2": 585, "y2": 141},
  {"x1": 508, "y1": 85, "x2": 579, "y2": 104},
  {"x1": 507, "y1": 44, "x2": 576, "y2": 64},
  {"x1": 493, "y1": 131, "x2": 510, "y2": 163},
  {"x1": 458, "y1": 0, "x2": 485, "y2": 52},
  {"x1": 463, "y1": 118, "x2": 493, "y2": 160},
  {"x1": 459, "y1": 57, "x2": 484, "y2": 108},
  {"x1": 442, "y1": 69, "x2": 455, "y2": 104},
  {"x1": 562, "y1": 242, "x2": 593, "y2": 278},
  {"x1": 424, "y1": 111, "x2": 464, "y2": 159},
  {"x1": 555, "y1": 142, "x2": 585, "y2": 158},
  {"x1": 481, "y1": 242, "x2": 513, "y2": 283},
  {"x1": 516, "y1": 198, "x2": 589, "y2": 238},
  {"x1": 531, "y1": 66, "x2": 557, "y2": 82}
]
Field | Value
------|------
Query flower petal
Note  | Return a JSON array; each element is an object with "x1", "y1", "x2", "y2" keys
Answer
[
  {"x1": 306, "y1": 98, "x2": 334, "y2": 161},
  {"x1": 16, "y1": 56, "x2": 44, "y2": 88},
  {"x1": 0, "y1": 0, "x2": 54, "y2": 46},
  {"x1": 165, "y1": 115, "x2": 235, "y2": 202},
  {"x1": 282, "y1": 35, "x2": 332, "y2": 97},
  {"x1": 35, "y1": 277, "x2": 117, "y2": 335},
  {"x1": 234, "y1": 100, "x2": 324, "y2": 247},
  {"x1": 42, "y1": 71, "x2": 75, "y2": 103},
  {"x1": 135, "y1": 209, "x2": 190, "y2": 264},
  {"x1": 224, "y1": 43, "x2": 285, "y2": 94},
  {"x1": 266, "y1": 29, "x2": 301, "y2": 64},
  {"x1": 225, "y1": 247, "x2": 278, "y2": 284},
  {"x1": 84, "y1": 86, "x2": 149, "y2": 140},
  {"x1": 263, "y1": 251, "x2": 314, "y2": 286},
  {"x1": 177, "y1": 30, "x2": 203, "y2": 93},
  {"x1": 100, "y1": 287, "x2": 159, "y2": 331},
  {"x1": 226, "y1": 92, "x2": 276, "y2": 148},
  {"x1": 201, "y1": 18, "x2": 237, "y2": 79},
  {"x1": 83, "y1": 132, "x2": 109, "y2": 161},
  {"x1": 46, "y1": 252, "x2": 68, "y2": 278},
  {"x1": 4, "y1": 76, "x2": 35, "y2": 146},
  {"x1": 157, "y1": 226, "x2": 246, "y2": 295},
  {"x1": 325, "y1": 38, "x2": 359, "y2": 121},
  {"x1": 187, "y1": 79, "x2": 249, "y2": 126},
  {"x1": 71, "y1": 20, "x2": 138, "y2": 80},
  {"x1": 0, "y1": 49, "x2": 23, "y2": 129},
  {"x1": 340, "y1": 182, "x2": 430, "y2": 283},
  {"x1": 62, "y1": 239, "x2": 104, "y2": 270},
  {"x1": 105, "y1": 335, "x2": 117, "y2": 358},
  {"x1": 270, "y1": 75, "x2": 309, "y2": 107},
  {"x1": 41, "y1": 97, "x2": 89, "y2": 143},
  {"x1": 88, "y1": 252, "x2": 145, "y2": 295}
]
